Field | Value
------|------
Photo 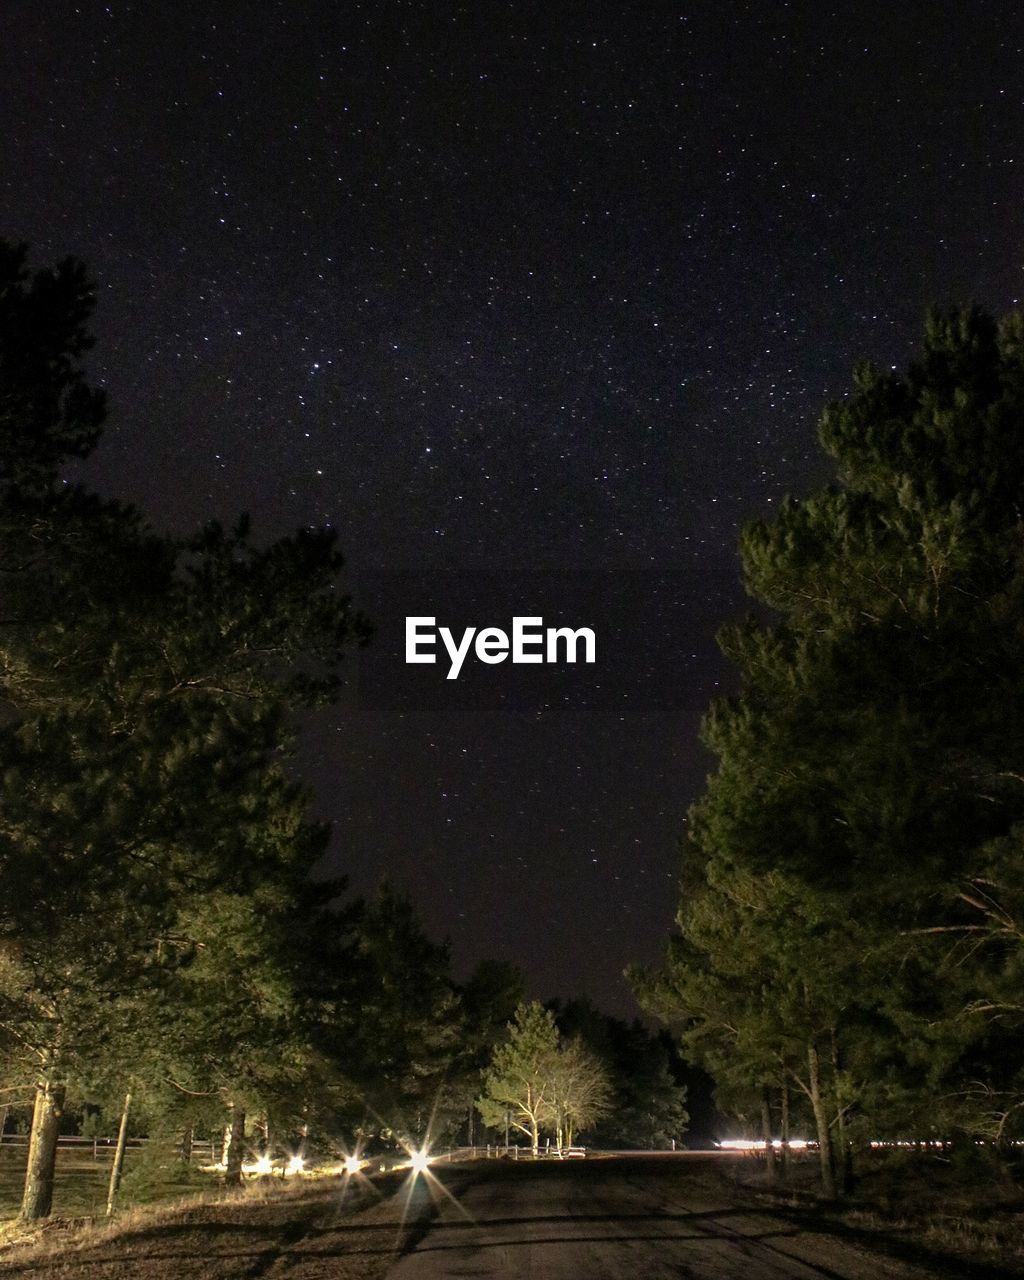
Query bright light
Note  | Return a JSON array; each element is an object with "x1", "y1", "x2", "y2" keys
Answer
[
  {"x1": 409, "y1": 1149, "x2": 431, "y2": 1174},
  {"x1": 344, "y1": 1154, "x2": 364, "y2": 1175},
  {"x1": 286, "y1": 1154, "x2": 305, "y2": 1175},
  {"x1": 718, "y1": 1138, "x2": 810, "y2": 1150}
]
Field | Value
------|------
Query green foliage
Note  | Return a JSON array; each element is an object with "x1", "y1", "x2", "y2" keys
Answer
[
  {"x1": 460, "y1": 960, "x2": 526, "y2": 1057},
  {"x1": 477, "y1": 1001, "x2": 560, "y2": 1149},
  {"x1": 338, "y1": 884, "x2": 466, "y2": 1145},
  {"x1": 0, "y1": 242, "x2": 372, "y2": 1215},
  {"x1": 716, "y1": 308, "x2": 1024, "y2": 898},
  {"x1": 116, "y1": 1137, "x2": 213, "y2": 1206},
  {"x1": 476, "y1": 1000, "x2": 621, "y2": 1150},
  {"x1": 637, "y1": 305, "x2": 1024, "y2": 1191}
]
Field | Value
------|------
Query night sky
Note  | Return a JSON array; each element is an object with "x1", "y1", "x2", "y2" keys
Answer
[{"x1": 3, "y1": 3, "x2": 1022, "y2": 1017}]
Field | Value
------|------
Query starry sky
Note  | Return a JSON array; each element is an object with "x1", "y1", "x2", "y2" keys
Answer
[{"x1": 2, "y1": 2, "x2": 1022, "y2": 1017}]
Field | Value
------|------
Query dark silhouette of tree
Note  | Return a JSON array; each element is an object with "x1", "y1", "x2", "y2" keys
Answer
[
  {"x1": 0, "y1": 241, "x2": 105, "y2": 491},
  {"x1": 339, "y1": 883, "x2": 465, "y2": 1149},
  {"x1": 637, "y1": 307, "x2": 1024, "y2": 1194},
  {"x1": 550, "y1": 999, "x2": 689, "y2": 1149}
]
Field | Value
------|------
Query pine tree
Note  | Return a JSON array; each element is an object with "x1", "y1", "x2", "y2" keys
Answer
[
  {"x1": 638, "y1": 307, "x2": 1024, "y2": 1191},
  {"x1": 0, "y1": 243, "x2": 369, "y2": 1217},
  {"x1": 450, "y1": 960, "x2": 526, "y2": 1145},
  {"x1": 477, "y1": 1002, "x2": 560, "y2": 1154},
  {"x1": 338, "y1": 884, "x2": 465, "y2": 1149}
]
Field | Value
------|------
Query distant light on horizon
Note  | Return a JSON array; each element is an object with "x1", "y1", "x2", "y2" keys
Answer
[{"x1": 717, "y1": 1138, "x2": 810, "y2": 1150}]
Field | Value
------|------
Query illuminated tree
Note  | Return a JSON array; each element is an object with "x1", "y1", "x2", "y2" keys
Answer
[
  {"x1": 477, "y1": 1002, "x2": 559, "y2": 1154},
  {"x1": 719, "y1": 307, "x2": 1024, "y2": 904},
  {"x1": 548, "y1": 1037, "x2": 612, "y2": 1148},
  {"x1": 719, "y1": 307, "x2": 1024, "y2": 1160},
  {"x1": 549, "y1": 1000, "x2": 690, "y2": 1150},
  {"x1": 0, "y1": 242, "x2": 369, "y2": 1217}
]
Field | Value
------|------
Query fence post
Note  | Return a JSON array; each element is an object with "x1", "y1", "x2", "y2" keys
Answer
[{"x1": 106, "y1": 1092, "x2": 132, "y2": 1215}]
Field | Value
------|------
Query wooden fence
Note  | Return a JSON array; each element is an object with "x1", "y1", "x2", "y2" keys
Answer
[{"x1": 0, "y1": 1134, "x2": 222, "y2": 1163}]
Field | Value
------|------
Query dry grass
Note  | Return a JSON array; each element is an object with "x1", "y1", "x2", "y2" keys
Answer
[
  {"x1": 834, "y1": 1148, "x2": 1024, "y2": 1273},
  {"x1": 8, "y1": 1152, "x2": 1024, "y2": 1279},
  {"x1": 712, "y1": 1148, "x2": 1024, "y2": 1276},
  {"x1": 0, "y1": 1168, "x2": 439, "y2": 1280},
  {"x1": 838, "y1": 1204, "x2": 1024, "y2": 1274},
  {"x1": 0, "y1": 1148, "x2": 163, "y2": 1222}
]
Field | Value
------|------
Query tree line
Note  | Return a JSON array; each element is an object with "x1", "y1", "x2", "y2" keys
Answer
[
  {"x1": 0, "y1": 243, "x2": 690, "y2": 1222},
  {"x1": 633, "y1": 307, "x2": 1024, "y2": 1197},
  {"x1": 0, "y1": 240, "x2": 521, "y2": 1218}
]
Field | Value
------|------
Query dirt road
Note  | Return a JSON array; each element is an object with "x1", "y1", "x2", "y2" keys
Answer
[
  {"x1": 387, "y1": 1156, "x2": 994, "y2": 1279},
  {"x1": 0, "y1": 1156, "x2": 1017, "y2": 1279}
]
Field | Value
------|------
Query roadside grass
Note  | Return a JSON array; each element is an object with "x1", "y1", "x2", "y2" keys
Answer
[
  {"x1": 0, "y1": 1157, "x2": 458, "y2": 1274},
  {"x1": 838, "y1": 1203, "x2": 1024, "y2": 1273},
  {"x1": 0, "y1": 1143, "x2": 221, "y2": 1221},
  {"x1": 0, "y1": 1162, "x2": 443, "y2": 1279},
  {"x1": 841, "y1": 1151, "x2": 1024, "y2": 1275},
  {"x1": 713, "y1": 1147, "x2": 1024, "y2": 1276},
  {"x1": 9, "y1": 1148, "x2": 1024, "y2": 1278}
]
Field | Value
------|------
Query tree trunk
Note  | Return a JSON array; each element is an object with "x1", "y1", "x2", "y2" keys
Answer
[
  {"x1": 780, "y1": 1077, "x2": 791, "y2": 1180},
  {"x1": 179, "y1": 1125, "x2": 193, "y2": 1165},
  {"x1": 807, "y1": 1043, "x2": 836, "y2": 1199},
  {"x1": 223, "y1": 1104, "x2": 246, "y2": 1185},
  {"x1": 20, "y1": 1080, "x2": 65, "y2": 1220},
  {"x1": 530, "y1": 1116, "x2": 539, "y2": 1156},
  {"x1": 0, "y1": 1102, "x2": 9, "y2": 1143},
  {"x1": 834, "y1": 1103, "x2": 852, "y2": 1196},
  {"x1": 106, "y1": 1091, "x2": 132, "y2": 1215},
  {"x1": 760, "y1": 1087, "x2": 777, "y2": 1182},
  {"x1": 830, "y1": 1027, "x2": 853, "y2": 1195}
]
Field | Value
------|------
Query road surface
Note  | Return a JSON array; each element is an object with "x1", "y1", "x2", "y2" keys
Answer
[{"x1": 385, "y1": 1156, "x2": 968, "y2": 1279}]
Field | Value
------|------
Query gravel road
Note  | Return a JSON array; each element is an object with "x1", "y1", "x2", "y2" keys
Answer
[{"x1": 385, "y1": 1156, "x2": 969, "y2": 1279}]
